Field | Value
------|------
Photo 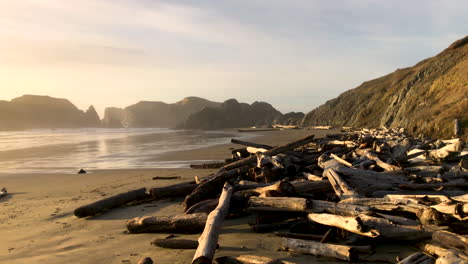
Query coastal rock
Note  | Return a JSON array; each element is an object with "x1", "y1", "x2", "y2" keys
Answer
[
  {"x1": 301, "y1": 36, "x2": 468, "y2": 139},
  {"x1": 0, "y1": 95, "x2": 101, "y2": 130},
  {"x1": 102, "y1": 96, "x2": 220, "y2": 128},
  {"x1": 180, "y1": 99, "x2": 284, "y2": 130}
]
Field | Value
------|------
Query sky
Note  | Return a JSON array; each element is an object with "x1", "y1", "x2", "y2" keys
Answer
[{"x1": 0, "y1": 0, "x2": 466, "y2": 117}]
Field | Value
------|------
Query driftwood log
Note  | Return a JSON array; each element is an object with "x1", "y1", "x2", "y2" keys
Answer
[
  {"x1": 151, "y1": 238, "x2": 199, "y2": 249},
  {"x1": 126, "y1": 213, "x2": 207, "y2": 234},
  {"x1": 231, "y1": 138, "x2": 274, "y2": 150},
  {"x1": 183, "y1": 165, "x2": 251, "y2": 211},
  {"x1": 248, "y1": 197, "x2": 308, "y2": 212},
  {"x1": 150, "y1": 182, "x2": 197, "y2": 200},
  {"x1": 137, "y1": 257, "x2": 154, "y2": 264},
  {"x1": 192, "y1": 183, "x2": 233, "y2": 264},
  {"x1": 281, "y1": 237, "x2": 371, "y2": 261},
  {"x1": 74, "y1": 188, "x2": 147, "y2": 217},
  {"x1": 307, "y1": 213, "x2": 379, "y2": 238},
  {"x1": 221, "y1": 134, "x2": 315, "y2": 171},
  {"x1": 216, "y1": 255, "x2": 296, "y2": 264}
]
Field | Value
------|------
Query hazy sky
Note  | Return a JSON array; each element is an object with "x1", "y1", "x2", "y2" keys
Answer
[{"x1": 0, "y1": 0, "x2": 466, "y2": 117}]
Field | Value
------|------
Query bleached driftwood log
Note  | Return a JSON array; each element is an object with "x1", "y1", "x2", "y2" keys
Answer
[
  {"x1": 220, "y1": 135, "x2": 315, "y2": 171},
  {"x1": 74, "y1": 188, "x2": 147, "y2": 217},
  {"x1": 216, "y1": 255, "x2": 296, "y2": 264},
  {"x1": 355, "y1": 149, "x2": 400, "y2": 171},
  {"x1": 281, "y1": 237, "x2": 371, "y2": 261},
  {"x1": 324, "y1": 168, "x2": 361, "y2": 199},
  {"x1": 248, "y1": 197, "x2": 308, "y2": 212},
  {"x1": 126, "y1": 213, "x2": 207, "y2": 234},
  {"x1": 308, "y1": 199, "x2": 372, "y2": 216},
  {"x1": 192, "y1": 183, "x2": 233, "y2": 264},
  {"x1": 432, "y1": 231, "x2": 468, "y2": 255},
  {"x1": 307, "y1": 213, "x2": 379, "y2": 238}
]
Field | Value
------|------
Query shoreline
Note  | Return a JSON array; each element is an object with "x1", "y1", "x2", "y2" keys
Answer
[{"x1": 0, "y1": 128, "x2": 370, "y2": 264}]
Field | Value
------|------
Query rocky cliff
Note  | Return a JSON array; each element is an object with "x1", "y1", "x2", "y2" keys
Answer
[
  {"x1": 302, "y1": 36, "x2": 468, "y2": 139},
  {"x1": 180, "y1": 99, "x2": 284, "y2": 130},
  {"x1": 102, "y1": 97, "x2": 221, "y2": 128},
  {"x1": 0, "y1": 95, "x2": 101, "y2": 130}
]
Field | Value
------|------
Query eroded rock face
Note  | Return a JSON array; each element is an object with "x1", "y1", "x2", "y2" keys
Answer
[
  {"x1": 102, "y1": 107, "x2": 126, "y2": 128},
  {"x1": 0, "y1": 95, "x2": 101, "y2": 130},
  {"x1": 302, "y1": 36, "x2": 468, "y2": 139}
]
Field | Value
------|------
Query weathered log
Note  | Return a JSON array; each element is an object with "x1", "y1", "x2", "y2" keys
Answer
[
  {"x1": 290, "y1": 180, "x2": 333, "y2": 194},
  {"x1": 375, "y1": 213, "x2": 419, "y2": 226},
  {"x1": 307, "y1": 213, "x2": 379, "y2": 238},
  {"x1": 430, "y1": 201, "x2": 468, "y2": 221},
  {"x1": 423, "y1": 243, "x2": 468, "y2": 260},
  {"x1": 358, "y1": 214, "x2": 432, "y2": 240},
  {"x1": 137, "y1": 257, "x2": 154, "y2": 264},
  {"x1": 150, "y1": 182, "x2": 197, "y2": 200},
  {"x1": 126, "y1": 213, "x2": 207, "y2": 234},
  {"x1": 151, "y1": 238, "x2": 199, "y2": 249},
  {"x1": 355, "y1": 149, "x2": 400, "y2": 171},
  {"x1": 247, "y1": 147, "x2": 269, "y2": 154},
  {"x1": 397, "y1": 252, "x2": 433, "y2": 264},
  {"x1": 432, "y1": 231, "x2": 468, "y2": 255},
  {"x1": 330, "y1": 153, "x2": 353, "y2": 167},
  {"x1": 324, "y1": 168, "x2": 361, "y2": 199},
  {"x1": 231, "y1": 138, "x2": 274, "y2": 150},
  {"x1": 281, "y1": 237, "x2": 371, "y2": 261},
  {"x1": 308, "y1": 199, "x2": 372, "y2": 216},
  {"x1": 220, "y1": 135, "x2": 315, "y2": 171},
  {"x1": 74, "y1": 188, "x2": 147, "y2": 218},
  {"x1": 248, "y1": 197, "x2": 308, "y2": 212},
  {"x1": 429, "y1": 139, "x2": 463, "y2": 160},
  {"x1": 185, "y1": 199, "x2": 219, "y2": 214},
  {"x1": 192, "y1": 183, "x2": 233, "y2": 264},
  {"x1": 241, "y1": 180, "x2": 295, "y2": 197},
  {"x1": 335, "y1": 167, "x2": 407, "y2": 196},
  {"x1": 183, "y1": 165, "x2": 251, "y2": 211},
  {"x1": 435, "y1": 252, "x2": 468, "y2": 264}
]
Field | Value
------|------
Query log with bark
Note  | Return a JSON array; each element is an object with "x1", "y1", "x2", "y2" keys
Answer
[
  {"x1": 150, "y1": 182, "x2": 197, "y2": 200},
  {"x1": 74, "y1": 188, "x2": 147, "y2": 218},
  {"x1": 192, "y1": 183, "x2": 233, "y2": 264},
  {"x1": 183, "y1": 165, "x2": 251, "y2": 211},
  {"x1": 248, "y1": 197, "x2": 308, "y2": 212},
  {"x1": 151, "y1": 238, "x2": 199, "y2": 249},
  {"x1": 126, "y1": 213, "x2": 207, "y2": 234}
]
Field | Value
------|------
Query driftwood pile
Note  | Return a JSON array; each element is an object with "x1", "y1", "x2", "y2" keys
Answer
[{"x1": 74, "y1": 128, "x2": 468, "y2": 264}]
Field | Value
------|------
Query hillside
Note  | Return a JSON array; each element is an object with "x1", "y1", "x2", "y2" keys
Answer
[
  {"x1": 301, "y1": 36, "x2": 468, "y2": 139},
  {"x1": 0, "y1": 95, "x2": 100, "y2": 130}
]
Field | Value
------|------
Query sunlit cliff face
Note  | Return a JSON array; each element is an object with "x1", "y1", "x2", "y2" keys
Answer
[{"x1": 0, "y1": 0, "x2": 466, "y2": 116}]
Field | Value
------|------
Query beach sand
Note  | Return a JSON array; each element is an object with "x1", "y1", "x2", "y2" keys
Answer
[{"x1": 0, "y1": 129, "x2": 409, "y2": 263}]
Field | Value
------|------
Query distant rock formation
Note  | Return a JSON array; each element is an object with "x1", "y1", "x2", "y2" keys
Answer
[
  {"x1": 102, "y1": 107, "x2": 126, "y2": 128},
  {"x1": 102, "y1": 97, "x2": 221, "y2": 128},
  {"x1": 180, "y1": 99, "x2": 284, "y2": 130},
  {"x1": 277, "y1": 112, "x2": 305, "y2": 125},
  {"x1": 0, "y1": 95, "x2": 101, "y2": 130},
  {"x1": 301, "y1": 36, "x2": 468, "y2": 139}
]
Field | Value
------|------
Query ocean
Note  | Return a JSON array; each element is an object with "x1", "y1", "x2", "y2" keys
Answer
[{"x1": 0, "y1": 128, "x2": 243, "y2": 174}]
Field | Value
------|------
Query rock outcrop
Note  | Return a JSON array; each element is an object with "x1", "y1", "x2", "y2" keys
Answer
[
  {"x1": 180, "y1": 99, "x2": 283, "y2": 130},
  {"x1": 102, "y1": 97, "x2": 220, "y2": 128},
  {"x1": 0, "y1": 95, "x2": 101, "y2": 130},
  {"x1": 302, "y1": 36, "x2": 468, "y2": 139}
]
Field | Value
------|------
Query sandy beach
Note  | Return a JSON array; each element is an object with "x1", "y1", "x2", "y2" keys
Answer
[{"x1": 0, "y1": 129, "x2": 409, "y2": 264}]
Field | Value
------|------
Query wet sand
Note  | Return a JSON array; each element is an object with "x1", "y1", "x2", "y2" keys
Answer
[{"x1": 0, "y1": 129, "x2": 411, "y2": 263}]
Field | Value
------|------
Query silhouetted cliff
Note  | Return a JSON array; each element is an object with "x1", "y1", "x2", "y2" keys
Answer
[{"x1": 0, "y1": 95, "x2": 101, "y2": 130}]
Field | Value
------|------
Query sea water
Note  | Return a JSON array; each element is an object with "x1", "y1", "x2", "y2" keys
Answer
[{"x1": 0, "y1": 128, "x2": 242, "y2": 174}]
